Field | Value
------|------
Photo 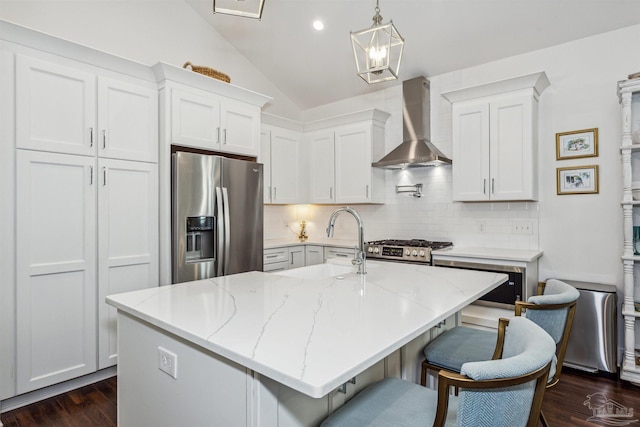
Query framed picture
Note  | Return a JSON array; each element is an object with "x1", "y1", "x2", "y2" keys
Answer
[
  {"x1": 557, "y1": 165, "x2": 599, "y2": 195},
  {"x1": 556, "y1": 128, "x2": 598, "y2": 160}
]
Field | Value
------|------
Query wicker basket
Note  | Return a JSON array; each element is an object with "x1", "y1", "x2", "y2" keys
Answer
[{"x1": 183, "y1": 62, "x2": 231, "y2": 83}]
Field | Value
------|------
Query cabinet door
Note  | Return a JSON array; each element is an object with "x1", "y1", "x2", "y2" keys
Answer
[
  {"x1": 16, "y1": 150, "x2": 97, "y2": 393},
  {"x1": 324, "y1": 247, "x2": 354, "y2": 262},
  {"x1": 289, "y1": 246, "x2": 305, "y2": 269},
  {"x1": 270, "y1": 127, "x2": 301, "y2": 204},
  {"x1": 334, "y1": 124, "x2": 372, "y2": 203},
  {"x1": 171, "y1": 88, "x2": 220, "y2": 149},
  {"x1": 260, "y1": 129, "x2": 272, "y2": 203},
  {"x1": 16, "y1": 55, "x2": 96, "y2": 156},
  {"x1": 98, "y1": 77, "x2": 158, "y2": 162},
  {"x1": 98, "y1": 159, "x2": 159, "y2": 369},
  {"x1": 305, "y1": 245, "x2": 324, "y2": 266},
  {"x1": 489, "y1": 94, "x2": 535, "y2": 201},
  {"x1": 452, "y1": 101, "x2": 490, "y2": 201},
  {"x1": 308, "y1": 130, "x2": 335, "y2": 203},
  {"x1": 220, "y1": 98, "x2": 260, "y2": 156}
]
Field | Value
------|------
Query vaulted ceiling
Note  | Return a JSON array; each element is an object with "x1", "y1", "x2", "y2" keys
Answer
[{"x1": 187, "y1": 0, "x2": 640, "y2": 110}]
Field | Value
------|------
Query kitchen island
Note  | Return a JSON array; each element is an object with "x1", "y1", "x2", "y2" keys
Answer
[{"x1": 106, "y1": 261, "x2": 506, "y2": 426}]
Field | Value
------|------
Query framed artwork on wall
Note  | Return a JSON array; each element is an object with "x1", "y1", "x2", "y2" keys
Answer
[
  {"x1": 557, "y1": 165, "x2": 599, "y2": 195},
  {"x1": 556, "y1": 128, "x2": 598, "y2": 160}
]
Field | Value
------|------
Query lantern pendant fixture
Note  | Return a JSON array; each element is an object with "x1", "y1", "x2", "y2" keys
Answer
[{"x1": 350, "y1": 0, "x2": 404, "y2": 84}]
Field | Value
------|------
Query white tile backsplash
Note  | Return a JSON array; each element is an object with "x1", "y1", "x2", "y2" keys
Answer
[{"x1": 265, "y1": 165, "x2": 540, "y2": 250}]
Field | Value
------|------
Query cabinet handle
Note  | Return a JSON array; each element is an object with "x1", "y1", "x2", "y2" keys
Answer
[
  {"x1": 223, "y1": 129, "x2": 227, "y2": 144},
  {"x1": 491, "y1": 178, "x2": 495, "y2": 194},
  {"x1": 102, "y1": 130, "x2": 107, "y2": 149},
  {"x1": 216, "y1": 127, "x2": 220, "y2": 144},
  {"x1": 103, "y1": 167, "x2": 107, "y2": 186},
  {"x1": 290, "y1": 253, "x2": 293, "y2": 264},
  {"x1": 330, "y1": 187, "x2": 333, "y2": 199},
  {"x1": 366, "y1": 185, "x2": 369, "y2": 198},
  {"x1": 483, "y1": 179, "x2": 486, "y2": 194},
  {"x1": 266, "y1": 254, "x2": 278, "y2": 259},
  {"x1": 274, "y1": 187, "x2": 277, "y2": 200},
  {"x1": 89, "y1": 128, "x2": 94, "y2": 147},
  {"x1": 89, "y1": 166, "x2": 93, "y2": 185},
  {"x1": 336, "y1": 253, "x2": 348, "y2": 258}
]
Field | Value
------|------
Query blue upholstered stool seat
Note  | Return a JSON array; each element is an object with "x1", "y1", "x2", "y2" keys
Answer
[
  {"x1": 321, "y1": 377, "x2": 458, "y2": 427},
  {"x1": 423, "y1": 326, "x2": 497, "y2": 372}
]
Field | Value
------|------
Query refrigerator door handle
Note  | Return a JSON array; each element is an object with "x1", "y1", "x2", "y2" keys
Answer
[
  {"x1": 222, "y1": 187, "x2": 231, "y2": 275},
  {"x1": 216, "y1": 186, "x2": 225, "y2": 277}
]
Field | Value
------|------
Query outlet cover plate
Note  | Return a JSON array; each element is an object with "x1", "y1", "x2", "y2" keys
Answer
[{"x1": 158, "y1": 346, "x2": 178, "y2": 379}]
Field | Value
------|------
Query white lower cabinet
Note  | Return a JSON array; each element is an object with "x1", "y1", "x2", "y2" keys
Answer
[
  {"x1": 15, "y1": 150, "x2": 158, "y2": 392},
  {"x1": 16, "y1": 150, "x2": 97, "y2": 393},
  {"x1": 97, "y1": 159, "x2": 158, "y2": 369},
  {"x1": 264, "y1": 246, "x2": 306, "y2": 271},
  {"x1": 305, "y1": 245, "x2": 324, "y2": 266}
]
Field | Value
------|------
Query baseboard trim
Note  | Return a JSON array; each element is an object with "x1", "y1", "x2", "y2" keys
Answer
[{"x1": 0, "y1": 366, "x2": 117, "y2": 413}]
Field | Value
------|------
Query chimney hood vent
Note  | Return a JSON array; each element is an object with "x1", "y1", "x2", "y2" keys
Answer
[{"x1": 372, "y1": 76, "x2": 451, "y2": 169}]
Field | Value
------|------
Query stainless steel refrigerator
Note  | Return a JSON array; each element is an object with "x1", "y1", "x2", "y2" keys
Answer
[{"x1": 172, "y1": 151, "x2": 263, "y2": 284}]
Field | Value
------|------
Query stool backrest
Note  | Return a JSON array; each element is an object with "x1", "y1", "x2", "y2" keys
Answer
[
  {"x1": 434, "y1": 317, "x2": 556, "y2": 427},
  {"x1": 516, "y1": 279, "x2": 579, "y2": 386}
]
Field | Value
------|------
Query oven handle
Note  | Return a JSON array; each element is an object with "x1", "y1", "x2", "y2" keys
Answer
[{"x1": 432, "y1": 259, "x2": 524, "y2": 274}]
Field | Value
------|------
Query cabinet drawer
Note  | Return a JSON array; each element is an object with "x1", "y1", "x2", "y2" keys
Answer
[
  {"x1": 324, "y1": 247, "x2": 354, "y2": 262},
  {"x1": 263, "y1": 261, "x2": 289, "y2": 272},
  {"x1": 263, "y1": 247, "x2": 288, "y2": 264}
]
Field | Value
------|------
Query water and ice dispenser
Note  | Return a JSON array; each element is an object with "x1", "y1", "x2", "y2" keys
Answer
[{"x1": 185, "y1": 216, "x2": 214, "y2": 261}]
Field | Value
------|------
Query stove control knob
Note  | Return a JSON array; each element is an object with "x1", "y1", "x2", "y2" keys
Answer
[
  {"x1": 374, "y1": 247, "x2": 380, "y2": 254},
  {"x1": 405, "y1": 249, "x2": 411, "y2": 256},
  {"x1": 419, "y1": 250, "x2": 426, "y2": 257},
  {"x1": 412, "y1": 250, "x2": 418, "y2": 257},
  {"x1": 368, "y1": 246, "x2": 374, "y2": 253}
]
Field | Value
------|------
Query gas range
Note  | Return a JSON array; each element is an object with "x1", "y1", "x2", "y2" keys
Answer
[{"x1": 364, "y1": 239, "x2": 453, "y2": 264}]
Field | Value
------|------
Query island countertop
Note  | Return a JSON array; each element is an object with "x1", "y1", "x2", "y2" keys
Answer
[{"x1": 106, "y1": 261, "x2": 506, "y2": 398}]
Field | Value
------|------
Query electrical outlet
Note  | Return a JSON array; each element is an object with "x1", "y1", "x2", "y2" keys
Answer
[
  {"x1": 158, "y1": 347, "x2": 178, "y2": 379},
  {"x1": 512, "y1": 220, "x2": 533, "y2": 235}
]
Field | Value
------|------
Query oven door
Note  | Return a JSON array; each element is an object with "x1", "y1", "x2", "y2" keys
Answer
[{"x1": 432, "y1": 260, "x2": 524, "y2": 309}]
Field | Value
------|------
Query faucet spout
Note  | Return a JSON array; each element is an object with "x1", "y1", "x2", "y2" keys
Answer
[{"x1": 326, "y1": 207, "x2": 366, "y2": 274}]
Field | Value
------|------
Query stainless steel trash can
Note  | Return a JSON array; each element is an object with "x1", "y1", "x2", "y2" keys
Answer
[{"x1": 561, "y1": 279, "x2": 617, "y2": 374}]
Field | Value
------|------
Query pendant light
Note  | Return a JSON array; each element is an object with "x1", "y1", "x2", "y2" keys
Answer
[
  {"x1": 350, "y1": 0, "x2": 404, "y2": 84},
  {"x1": 213, "y1": 0, "x2": 266, "y2": 19}
]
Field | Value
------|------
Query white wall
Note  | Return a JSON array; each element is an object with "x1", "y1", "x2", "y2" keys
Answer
[{"x1": 0, "y1": 0, "x2": 301, "y2": 119}]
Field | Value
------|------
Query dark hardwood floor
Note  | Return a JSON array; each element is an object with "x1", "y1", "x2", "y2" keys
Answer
[{"x1": 1, "y1": 368, "x2": 639, "y2": 426}]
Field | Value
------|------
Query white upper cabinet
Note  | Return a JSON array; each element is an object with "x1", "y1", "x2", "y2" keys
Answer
[
  {"x1": 156, "y1": 63, "x2": 270, "y2": 157},
  {"x1": 305, "y1": 109, "x2": 389, "y2": 204},
  {"x1": 16, "y1": 55, "x2": 96, "y2": 156},
  {"x1": 443, "y1": 72, "x2": 549, "y2": 202},
  {"x1": 308, "y1": 129, "x2": 335, "y2": 203},
  {"x1": 261, "y1": 124, "x2": 303, "y2": 204},
  {"x1": 16, "y1": 55, "x2": 158, "y2": 162},
  {"x1": 98, "y1": 77, "x2": 158, "y2": 162}
]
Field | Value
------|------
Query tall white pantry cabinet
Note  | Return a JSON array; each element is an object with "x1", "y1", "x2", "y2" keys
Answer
[{"x1": 1, "y1": 24, "x2": 159, "y2": 399}]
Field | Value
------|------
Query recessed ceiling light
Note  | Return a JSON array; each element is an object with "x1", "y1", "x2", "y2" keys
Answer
[{"x1": 313, "y1": 20, "x2": 324, "y2": 31}]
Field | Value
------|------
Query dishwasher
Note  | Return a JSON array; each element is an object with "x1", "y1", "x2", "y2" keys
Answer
[{"x1": 561, "y1": 279, "x2": 617, "y2": 374}]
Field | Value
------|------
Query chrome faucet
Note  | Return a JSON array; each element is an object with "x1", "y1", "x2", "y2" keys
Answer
[{"x1": 326, "y1": 207, "x2": 366, "y2": 274}]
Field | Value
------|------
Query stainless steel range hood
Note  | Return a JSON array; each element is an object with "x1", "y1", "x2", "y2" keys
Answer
[{"x1": 372, "y1": 76, "x2": 452, "y2": 169}]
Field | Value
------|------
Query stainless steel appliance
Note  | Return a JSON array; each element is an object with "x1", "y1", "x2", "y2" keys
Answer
[
  {"x1": 561, "y1": 280, "x2": 617, "y2": 374},
  {"x1": 172, "y1": 151, "x2": 263, "y2": 284},
  {"x1": 366, "y1": 239, "x2": 524, "y2": 308},
  {"x1": 365, "y1": 239, "x2": 453, "y2": 265}
]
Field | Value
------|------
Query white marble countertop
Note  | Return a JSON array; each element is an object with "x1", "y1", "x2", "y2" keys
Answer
[
  {"x1": 106, "y1": 261, "x2": 506, "y2": 398},
  {"x1": 432, "y1": 246, "x2": 543, "y2": 262},
  {"x1": 264, "y1": 238, "x2": 357, "y2": 249}
]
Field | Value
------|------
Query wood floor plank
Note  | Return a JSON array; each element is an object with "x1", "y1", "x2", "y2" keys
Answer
[{"x1": 1, "y1": 369, "x2": 640, "y2": 426}]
